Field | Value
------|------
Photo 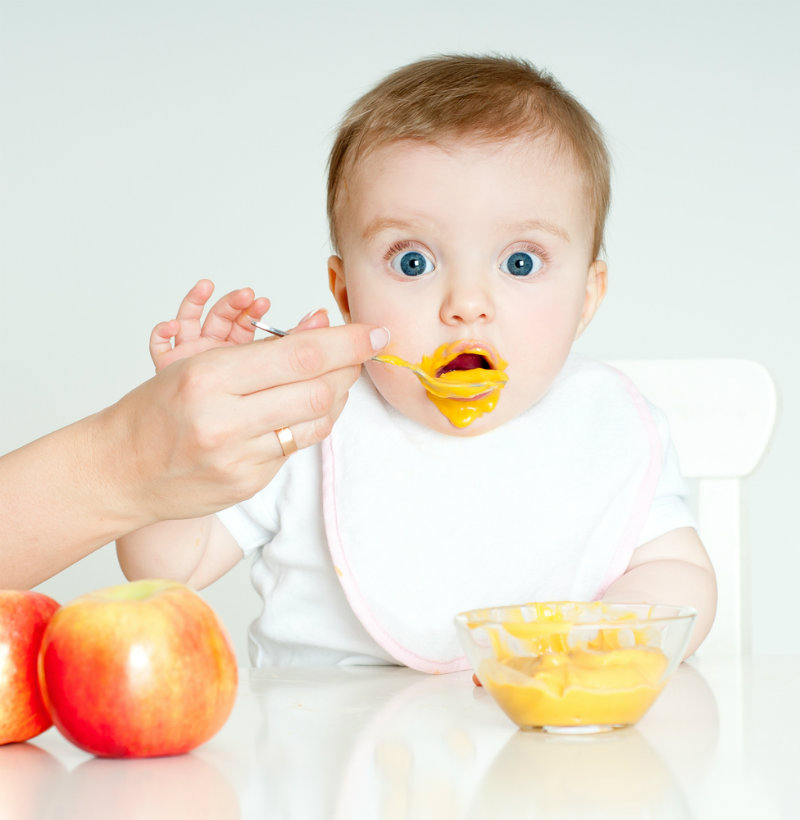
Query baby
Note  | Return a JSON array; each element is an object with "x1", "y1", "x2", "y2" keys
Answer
[{"x1": 118, "y1": 55, "x2": 716, "y2": 670}]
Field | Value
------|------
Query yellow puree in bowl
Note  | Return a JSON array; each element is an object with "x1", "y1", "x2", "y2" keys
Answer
[
  {"x1": 375, "y1": 343, "x2": 508, "y2": 428},
  {"x1": 471, "y1": 603, "x2": 669, "y2": 729}
]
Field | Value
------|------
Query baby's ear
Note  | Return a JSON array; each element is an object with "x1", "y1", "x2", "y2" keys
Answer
[
  {"x1": 328, "y1": 255, "x2": 351, "y2": 322},
  {"x1": 575, "y1": 259, "x2": 607, "y2": 339}
]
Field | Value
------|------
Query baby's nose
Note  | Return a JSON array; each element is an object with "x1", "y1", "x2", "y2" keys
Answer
[{"x1": 440, "y1": 274, "x2": 494, "y2": 325}]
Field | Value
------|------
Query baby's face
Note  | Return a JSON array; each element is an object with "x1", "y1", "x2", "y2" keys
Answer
[{"x1": 329, "y1": 135, "x2": 606, "y2": 436}]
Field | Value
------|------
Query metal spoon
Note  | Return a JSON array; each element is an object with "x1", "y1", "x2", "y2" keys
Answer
[
  {"x1": 250, "y1": 320, "x2": 504, "y2": 397},
  {"x1": 251, "y1": 321, "x2": 290, "y2": 338}
]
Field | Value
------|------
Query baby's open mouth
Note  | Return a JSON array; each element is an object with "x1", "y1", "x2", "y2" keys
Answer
[
  {"x1": 424, "y1": 342, "x2": 508, "y2": 427},
  {"x1": 436, "y1": 352, "x2": 493, "y2": 377},
  {"x1": 372, "y1": 340, "x2": 508, "y2": 428},
  {"x1": 419, "y1": 342, "x2": 507, "y2": 401}
]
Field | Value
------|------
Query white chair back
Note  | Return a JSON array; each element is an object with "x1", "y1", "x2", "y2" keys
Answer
[{"x1": 609, "y1": 359, "x2": 777, "y2": 656}]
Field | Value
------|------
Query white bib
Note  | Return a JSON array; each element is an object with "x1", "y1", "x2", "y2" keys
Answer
[{"x1": 321, "y1": 356, "x2": 664, "y2": 673}]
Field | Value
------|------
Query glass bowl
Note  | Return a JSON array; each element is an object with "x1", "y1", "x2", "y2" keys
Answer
[{"x1": 455, "y1": 601, "x2": 696, "y2": 734}]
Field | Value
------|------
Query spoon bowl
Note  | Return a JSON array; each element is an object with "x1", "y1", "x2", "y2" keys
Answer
[{"x1": 372, "y1": 354, "x2": 505, "y2": 398}]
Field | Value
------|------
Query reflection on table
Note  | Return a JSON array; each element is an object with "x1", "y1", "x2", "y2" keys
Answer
[{"x1": 1, "y1": 654, "x2": 798, "y2": 819}]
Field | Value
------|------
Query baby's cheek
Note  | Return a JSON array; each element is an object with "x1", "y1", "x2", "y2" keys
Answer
[
  {"x1": 362, "y1": 361, "x2": 405, "y2": 404},
  {"x1": 363, "y1": 360, "x2": 442, "y2": 426}
]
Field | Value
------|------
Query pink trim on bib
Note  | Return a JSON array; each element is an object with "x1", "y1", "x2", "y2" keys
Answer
[
  {"x1": 596, "y1": 368, "x2": 664, "y2": 595},
  {"x1": 321, "y1": 436, "x2": 470, "y2": 674}
]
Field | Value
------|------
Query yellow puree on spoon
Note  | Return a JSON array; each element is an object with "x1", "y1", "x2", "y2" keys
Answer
[
  {"x1": 470, "y1": 602, "x2": 669, "y2": 730},
  {"x1": 374, "y1": 342, "x2": 508, "y2": 428}
]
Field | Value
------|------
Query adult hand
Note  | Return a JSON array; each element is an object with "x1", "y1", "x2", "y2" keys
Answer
[{"x1": 103, "y1": 312, "x2": 390, "y2": 523}]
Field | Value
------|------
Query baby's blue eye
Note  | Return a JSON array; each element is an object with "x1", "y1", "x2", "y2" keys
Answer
[
  {"x1": 501, "y1": 251, "x2": 543, "y2": 277},
  {"x1": 391, "y1": 250, "x2": 435, "y2": 277}
]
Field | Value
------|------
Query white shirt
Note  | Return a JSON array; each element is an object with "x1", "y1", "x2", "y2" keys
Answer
[{"x1": 217, "y1": 355, "x2": 694, "y2": 672}]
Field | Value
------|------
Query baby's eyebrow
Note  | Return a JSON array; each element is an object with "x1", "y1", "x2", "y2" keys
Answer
[
  {"x1": 361, "y1": 217, "x2": 421, "y2": 242},
  {"x1": 510, "y1": 219, "x2": 571, "y2": 242}
]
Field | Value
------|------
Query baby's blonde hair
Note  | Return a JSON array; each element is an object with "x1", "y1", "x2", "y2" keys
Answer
[{"x1": 327, "y1": 54, "x2": 611, "y2": 259}]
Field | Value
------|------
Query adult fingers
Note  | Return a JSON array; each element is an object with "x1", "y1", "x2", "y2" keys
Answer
[
  {"x1": 238, "y1": 364, "x2": 359, "y2": 446},
  {"x1": 163, "y1": 347, "x2": 360, "y2": 452},
  {"x1": 215, "y1": 322, "x2": 390, "y2": 396},
  {"x1": 221, "y1": 382, "x2": 351, "y2": 467},
  {"x1": 254, "y1": 395, "x2": 350, "y2": 461}
]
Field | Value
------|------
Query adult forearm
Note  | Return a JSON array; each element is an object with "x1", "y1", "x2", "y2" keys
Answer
[
  {"x1": 602, "y1": 559, "x2": 717, "y2": 658},
  {"x1": 0, "y1": 406, "x2": 154, "y2": 589}
]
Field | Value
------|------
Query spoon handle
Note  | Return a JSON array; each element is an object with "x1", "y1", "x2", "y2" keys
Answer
[{"x1": 251, "y1": 320, "x2": 288, "y2": 337}]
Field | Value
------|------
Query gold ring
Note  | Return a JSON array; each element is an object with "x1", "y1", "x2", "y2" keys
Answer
[{"x1": 275, "y1": 426, "x2": 298, "y2": 457}]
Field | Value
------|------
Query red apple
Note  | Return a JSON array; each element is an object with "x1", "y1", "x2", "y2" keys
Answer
[
  {"x1": 39, "y1": 579, "x2": 237, "y2": 758},
  {"x1": 0, "y1": 590, "x2": 60, "y2": 745}
]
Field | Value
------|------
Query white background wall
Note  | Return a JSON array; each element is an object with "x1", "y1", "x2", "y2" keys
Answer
[{"x1": 2, "y1": 0, "x2": 797, "y2": 662}]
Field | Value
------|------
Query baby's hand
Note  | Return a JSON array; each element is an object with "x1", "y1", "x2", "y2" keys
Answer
[{"x1": 149, "y1": 280, "x2": 270, "y2": 372}]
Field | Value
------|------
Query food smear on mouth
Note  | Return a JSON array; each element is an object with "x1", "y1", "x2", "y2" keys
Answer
[
  {"x1": 468, "y1": 602, "x2": 669, "y2": 729},
  {"x1": 375, "y1": 342, "x2": 508, "y2": 427}
]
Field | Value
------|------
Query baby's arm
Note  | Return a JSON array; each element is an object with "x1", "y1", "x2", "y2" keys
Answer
[
  {"x1": 601, "y1": 527, "x2": 717, "y2": 658},
  {"x1": 117, "y1": 515, "x2": 242, "y2": 589}
]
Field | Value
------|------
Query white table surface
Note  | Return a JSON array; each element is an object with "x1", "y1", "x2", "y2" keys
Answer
[{"x1": 1, "y1": 654, "x2": 797, "y2": 820}]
